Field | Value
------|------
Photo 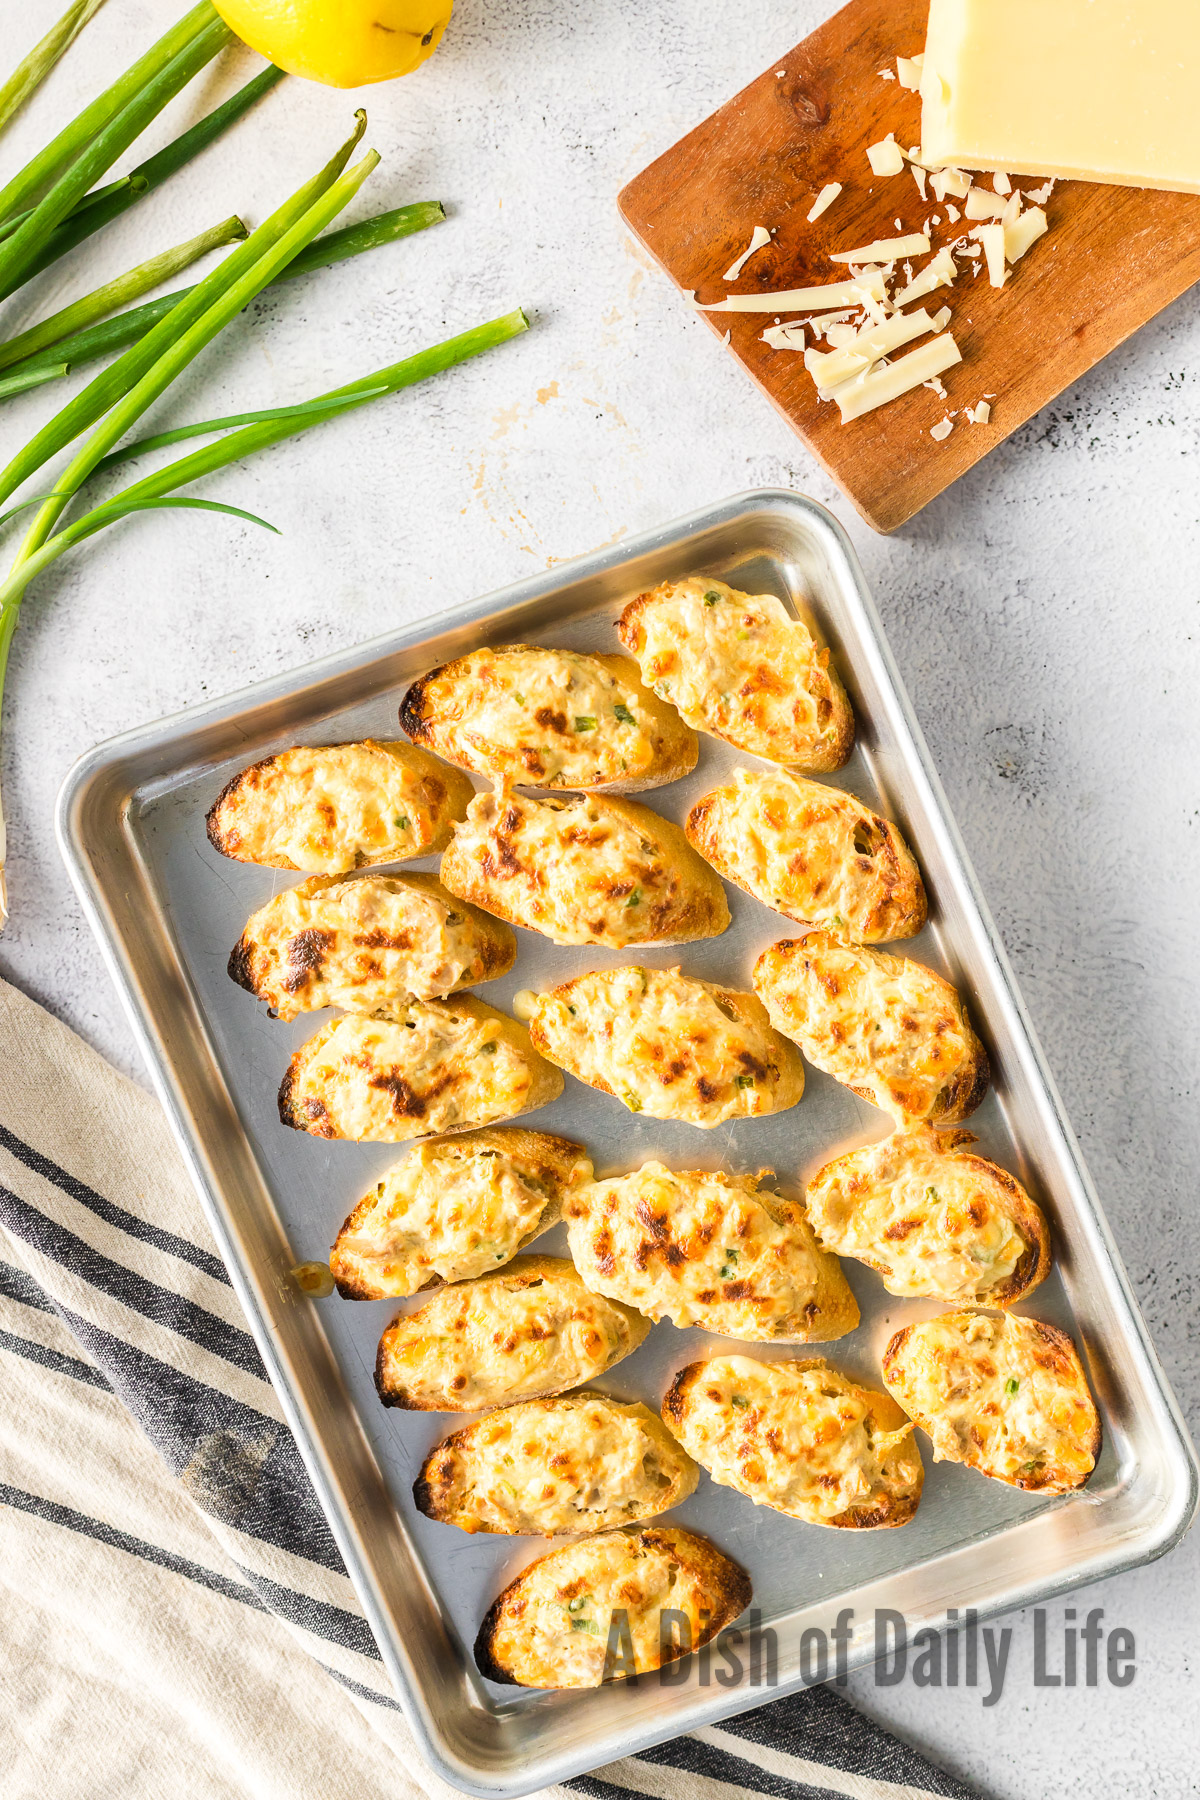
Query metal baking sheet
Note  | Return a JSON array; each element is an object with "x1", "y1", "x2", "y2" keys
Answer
[{"x1": 58, "y1": 489, "x2": 1198, "y2": 1796}]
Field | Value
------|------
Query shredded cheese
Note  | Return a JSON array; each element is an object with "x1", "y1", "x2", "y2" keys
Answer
[
  {"x1": 830, "y1": 231, "x2": 930, "y2": 264},
  {"x1": 976, "y1": 222, "x2": 1008, "y2": 287},
  {"x1": 830, "y1": 332, "x2": 962, "y2": 422},
  {"x1": 930, "y1": 166, "x2": 972, "y2": 201},
  {"x1": 992, "y1": 171, "x2": 1012, "y2": 195},
  {"x1": 723, "y1": 225, "x2": 772, "y2": 282},
  {"x1": 807, "y1": 183, "x2": 842, "y2": 223},
  {"x1": 965, "y1": 187, "x2": 1006, "y2": 220},
  {"x1": 804, "y1": 306, "x2": 941, "y2": 390},
  {"x1": 910, "y1": 164, "x2": 928, "y2": 201},
  {"x1": 761, "y1": 322, "x2": 807, "y2": 349},
  {"x1": 696, "y1": 272, "x2": 888, "y2": 313},
  {"x1": 896, "y1": 53, "x2": 925, "y2": 89},
  {"x1": 892, "y1": 246, "x2": 957, "y2": 306},
  {"x1": 1004, "y1": 206, "x2": 1048, "y2": 262},
  {"x1": 867, "y1": 134, "x2": 906, "y2": 177}
]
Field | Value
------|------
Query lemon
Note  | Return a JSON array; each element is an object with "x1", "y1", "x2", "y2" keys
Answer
[{"x1": 213, "y1": 0, "x2": 453, "y2": 88}]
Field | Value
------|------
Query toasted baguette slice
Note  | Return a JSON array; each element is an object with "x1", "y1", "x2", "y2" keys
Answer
[
  {"x1": 374, "y1": 1256, "x2": 648, "y2": 1412},
  {"x1": 617, "y1": 577, "x2": 853, "y2": 770},
  {"x1": 206, "y1": 740, "x2": 473, "y2": 873},
  {"x1": 806, "y1": 1124, "x2": 1051, "y2": 1306},
  {"x1": 686, "y1": 766, "x2": 925, "y2": 941},
  {"x1": 518, "y1": 964, "x2": 805, "y2": 1127},
  {"x1": 414, "y1": 1394, "x2": 698, "y2": 1535},
  {"x1": 565, "y1": 1163, "x2": 858, "y2": 1341},
  {"x1": 399, "y1": 645, "x2": 697, "y2": 792},
  {"x1": 882, "y1": 1311, "x2": 1100, "y2": 1494},
  {"x1": 229, "y1": 871, "x2": 515, "y2": 1021},
  {"x1": 330, "y1": 1127, "x2": 592, "y2": 1298},
  {"x1": 662, "y1": 1355, "x2": 924, "y2": 1529},
  {"x1": 278, "y1": 996, "x2": 562, "y2": 1143},
  {"x1": 441, "y1": 786, "x2": 729, "y2": 948},
  {"x1": 475, "y1": 1525, "x2": 750, "y2": 1687},
  {"x1": 753, "y1": 932, "x2": 988, "y2": 1124}
]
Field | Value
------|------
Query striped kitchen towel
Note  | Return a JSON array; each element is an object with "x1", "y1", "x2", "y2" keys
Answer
[{"x1": 0, "y1": 972, "x2": 976, "y2": 1800}]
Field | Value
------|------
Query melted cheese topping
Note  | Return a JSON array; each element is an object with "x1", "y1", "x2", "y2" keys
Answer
[
  {"x1": 441, "y1": 788, "x2": 729, "y2": 948},
  {"x1": 375, "y1": 1257, "x2": 647, "y2": 1411},
  {"x1": 618, "y1": 579, "x2": 853, "y2": 769},
  {"x1": 417, "y1": 1396, "x2": 698, "y2": 1534},
  {"x1": 233, "y1": 872, "x2": 513, "y2": 1021},
  {"x1": 207, "y1": 741, "x2": 471, "y2": 873},
  {"x1": 526, "y1": 965, "x2": 805, "y2": 1127},
  {"x1": 331, "y1": 1129, "x2": 592, "y2": 1297},
  {"x1": 806, "y1": 1126, "x2": 1034, "y2": 1302},
  {"x1": 280, "y1": 998, "x2": 562, "y2": 1142},
  {"x1": 883, "y1": 1311, "x2": 1099, "y2": 1492},
  {"x1": 754, "y1": 933, "x2": 984, "y2": 1122},
  {"x1": 403, "y1": 647, "x2": 694, "y2": 788},
  {"x1": 664, "y1": 1356, "x2": 923, "y2": 1526},
  {"x1": 686, "y1": 767, "x2": 925, "y2": 941},
  {"x1": 564, "y1": 1164, "x2": 857, "y2": 1340},
  {"x1": 480, "y1": 1526, "x2": 749, "y2": 1688}
]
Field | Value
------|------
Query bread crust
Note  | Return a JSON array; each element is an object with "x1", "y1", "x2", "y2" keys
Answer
[
  {"x1": 662, "y1": 1355, "x2": 924, "y2": 1529},
  {"x1": 277, "y1": 996, "x2": 563, "y2": 1143},
  {"x1": 685, "y1": 767, "x2": 926, "y2": 942},
  {"x1": 805, "y1": 1124, "x2": 1051, "y2": 1307},
  {"x1": 474, "y1": 1525, "x2": 751, "y2": 1687},
  {"x1": 617, "y1": 578, "x2": 854, "y2": 771},
  {"x1": 206, "y1": 740, "x2": 473, "y2": 873},
  {"x1": 228, "y1": 870, "x2": 516, "y2": 1021},
  {"x1": 564, "y1": 1162, "x2": 858, "y2": 1342},
  {"x1": 753, "y1": 932, "x2": 989, "y2": 1124},
  {"x1": 399, "y1": 645, "x2": 697, "y2": 792},
  {"x1": 374, "y1": 1255, "x2": 649, "y2": 1412},
  {"x1": 330, "y1": 1126, "x2": 592, "y2": 1299},
  {"x1": 882, "y1": 1311, "x2": 1101, "y2": 1493},
  {"x1": 440, "y1": 786, "x2": 730, "y2": 948},
  {"x1": 414, "y1": 1394, "x2": 698, "y2": 1535}
]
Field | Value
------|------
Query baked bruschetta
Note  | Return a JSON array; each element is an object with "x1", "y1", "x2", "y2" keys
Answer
[
  {"x1": 617, "y1": 577, "x2": 853, "y2": 770},
  {"x1": 399, "y1": 645, "x2": 697, "y2": 792},
  {"x1": 474, "y1": 1526, "x2": 751, "y2": 1687},
  {"x1": 229, "y1": 871, "x2": 515, "y2": 1020},
  {"x1": 330, "y1": 1127, "x2": 592, "y2": 1298},
  {"x1": 278, "y1": 996, "x2": 563, "y2": 1142},
  {"x1": 881, "y1": 1310, "x2": 1101, "y2": 1493},
  {"x1": 440, "y1": 786, "x2": 730, "y2": 948},
  {"x1": 517, "y1": 965, "x2": 805, "y2": 1126},
  {"x1": 805, "y1": 1124, "x2": 1051, "y2": 1306},
  {"x1": 753, "y1": 933, "x2": 989, "y2": 1124},
  {"x1": 564, "y1": 1162, "x2": 858, "y2": 1341},
  {"x1": 685, "y1": 767, "x2": 925, "y2": 941},
  {"x1": 414, "y1": 1394, "x2": 698, "y2": 1534},
  {"x1": 206, "y1": 740, "x2": 473, "y2": 873},
  {"x1": 374, "y1": 1256, "x2": 648, "y2": 1411},
  {"x1": 662, "y1": 1355, "x2": 924, "y2": 1528}
]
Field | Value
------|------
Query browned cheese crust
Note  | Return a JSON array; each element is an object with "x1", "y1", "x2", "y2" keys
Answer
[
  {"x1": 399, "y1": 645, "x2": 697, "y2": 792},
  {"x1": 805, "y1": 1124, "x2": 1051, "y2": 1306},
  {"x1": 440, "y1": 786, "x2": 730, "y2": 948},
  {"x1": 753, "y1": 932, "x2": 989, "y2": 1124},
  {"x1": 206, "y1": 739, "x2": 474, "y2": 872},
  {"x1": 685, "y1": 767, "x2": 926, "y2": 941},
  {"x1": 474, "y1": 1525, "x2": 751, "y2": 1687},
  {"x1": 882, "y1": 1310, "x2": 1101, "y2": 1493},
  {"x1": 374, "y1": 1255, "x2": 649, "y2": 1412},
  {"x1": 662, "y1": 1355, "x2": 924, "y2": 1529}
]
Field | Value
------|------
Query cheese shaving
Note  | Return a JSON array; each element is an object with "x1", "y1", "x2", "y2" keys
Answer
[
  {"x1": 931, "y1": 305, "x2": 952, "y2": 330},
  {"x1": 1004, "y1": 206, "x2": 1048, "y2": 263},
  {"x1": 992, "y1": 171, "x2": 1012, "y2": 195},
  {"x1": 923, "y1": 377, "x2": 947, "y2": 397},
  {"x1": 896, "y1": 53, "x2": 925, "y2": 90},
  {"x1": 892, "y1": 246, "x2": 957, "y2": 307},
  {"x1": 945, "y1": 203, "x2": 960, "y2": 221},
  {"x1": 867, "y1": 134, "x2": 906, "y2": 177},
  {"x1": 965, "y1": 401, "x2": 992, "y2": 424},
  {"x1": 878, "y1": 67, "x2": 895, "y2": 79},
  {"x1": 965, "y1": 187, "x2": 1007, "y2": 220},
  {"x1": 830, "y1": 332, "x2": 962, "y2": 422},
  {"x1": 761, "y1": 322, "x2": 807, "y2": 349},
  {"x1": 806, "y1": 183, "x2": 843, "y2": 223},
  {"x1": 911, "y1": 164, "x2": 928, "y2": 201},
  {"x1": 804, "y1": 306, "x2": 940, "y2": 390},
  {"x1": 930, "y1": 166, "x2": 971, "y2": 201},
  {"x1": 977, "y1": 222, "x2": 1008, "y2": 287},
  {"x1": 696, "y1": 272, "x2": 888, "y2": 313},
  {"x1": 829, "y1": 231, "x2": 930, "y2": 264},
  {"x1": 929, "y1": 417, "x2": 954, "y2": 441},
  {"x1": 723, "y1": 225, "x2": 772, "y2": 282},
  {"x1": 1025, "y1": 178, "x2": 1056, "y2": 205}
]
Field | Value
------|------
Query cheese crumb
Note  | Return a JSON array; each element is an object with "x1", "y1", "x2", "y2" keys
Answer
[
  {"x1": 993, "y1": 171, "x2": 1012, "y2": 195},
  {"x1": 946, "y1": 202, "x2": 960, "y2": 221},
  {"x1": 965, "y1": 400, "x2": 992, "y2": 424},
  {"x1": 878, "y1": 68, "x2": 896, "y2": 79},
  {"x1": 931, "y1": 305, "x2": 952, "y2": 330},
  {"x1": 929, "y1": 417, "x2": 954, "y2": 440},
  {"x1": 807, "y1": 182, "x2": 843, "y2": 223},
  {"x1": 911, "y1": 164, "x2": 928, "y2": 201},
  {"x1": 896, "y1": 53, "x2": 925, "y2": 89},
  {"x1": 867, "y1": 134, "x2": 906, "y2": 177},
  {"x1": 1026, "y1": 178, "x2": 1056, "y2": 205},
  {"x1": 923, "y1": 376, "x2": 948, "y2": 398}
]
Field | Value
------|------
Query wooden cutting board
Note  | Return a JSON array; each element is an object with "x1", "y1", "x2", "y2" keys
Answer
[{"x1": 618, "y1": 0, "x2": 1200, "y2": 532}]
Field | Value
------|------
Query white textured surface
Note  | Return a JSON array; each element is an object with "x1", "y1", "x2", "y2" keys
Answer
[{"x1": 0, "y1": 3, "x2": 1196, "y2": 1796}]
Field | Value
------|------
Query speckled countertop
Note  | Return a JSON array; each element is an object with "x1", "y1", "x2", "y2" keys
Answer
[{"x1": 0, "y1": 3, "x2": 1196, "y2": 1795}]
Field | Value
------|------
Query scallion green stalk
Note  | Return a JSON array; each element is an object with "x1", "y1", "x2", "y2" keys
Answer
[{"x1": 0, "y1": 0, "x2": 109, "y2": 139}]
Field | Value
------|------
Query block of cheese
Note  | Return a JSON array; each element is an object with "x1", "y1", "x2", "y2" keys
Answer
[{"x1": 921, "y1": 0, "x2": 1200, "y2": 195}]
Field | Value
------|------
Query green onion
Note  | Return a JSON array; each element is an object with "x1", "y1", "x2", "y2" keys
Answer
[
  {"x1": 574, "y1": 714, "x2": 596, "y2": 731},
  {"x1": 613, "y1": 701, "x2": 635, "y2": 724},
  {"x1": 625, "y1": 888, "x2": 641, "y2": 907},
  {"x1": 0, "y1": 364, "x2": 68, "y2": 401},
  {"x1": 0, "y1": 2, "x2": 216, "y2": 221},
  {"x1": 0, "y1": 203, "x2": 444, "y2": 399},
  {"x1": 0, "y1": 0, "x2": 109, "y2": 140},
  {"x1": 1005, "y1": 1377, "x2": 1020, "y2": 1396},
  {"x1": 0, "y1": 175, "x2": 134, "y2": 246},
  {"x1": 730, "y1": 1394, "x2": 750, "y2": 1409},
  {"x1": 93, "y1": 390, "x2": 388, "y2": 473},
  {"x1": 0, "y1": 215, "x2": 248, "y2": 373},
  {"x1": 703, "y1": 589, "x2": 721, "y2": 605},
  {"x1": 0, "y1": 8, "x2": 232, "y2": 296}
]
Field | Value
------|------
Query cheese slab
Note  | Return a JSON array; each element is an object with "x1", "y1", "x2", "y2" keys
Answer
[{"x1": 922, "y1": 0, "x2": 1200, "y2": 195}]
